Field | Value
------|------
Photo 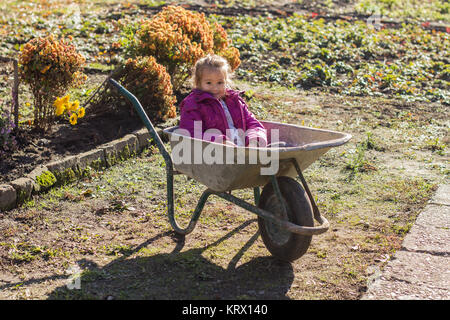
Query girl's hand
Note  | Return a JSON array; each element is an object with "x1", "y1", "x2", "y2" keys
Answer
[
  {"x1": 223, "y1": 139, "x2": 236, "y2": 147},
  {"x1": 248, "y1": 138, "x2": 267, "y2": 148}
]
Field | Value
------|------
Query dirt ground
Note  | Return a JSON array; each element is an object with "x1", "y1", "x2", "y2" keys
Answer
[
  {"x1": 0, "y1": 110, "x2": 145, "y2": 184},
  {"x1": 0, "y1": 83, "x2": 447, "y2": 300}
]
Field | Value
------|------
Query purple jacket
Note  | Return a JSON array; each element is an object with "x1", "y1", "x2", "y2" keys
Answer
[{"x1": 179, "y1": 88, "x2": 267, "y2": 146}]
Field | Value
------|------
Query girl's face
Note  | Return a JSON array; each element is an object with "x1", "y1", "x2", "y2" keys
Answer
[{"x1": 198, "y1": 68, "x2": 226, "y2": 99}]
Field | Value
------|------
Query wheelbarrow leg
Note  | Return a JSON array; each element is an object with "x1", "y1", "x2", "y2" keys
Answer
[
  {"x1": 108, "y1": 78, "x2": 208, "y2": 236},
  {"x1": 290, "y1": 159, "x2": 326, "y2": 225},
  {"x1": 167, "y1": 168, "x2": 212, "y2": 235},
  {"x1": 253, "y1": 187, "x2": 260, "y2": 206}
]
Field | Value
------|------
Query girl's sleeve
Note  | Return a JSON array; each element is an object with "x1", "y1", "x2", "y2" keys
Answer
[
  {"x1": 179, "y1": 102, "x2": 227, "y2": 143},
  {"x1": 179, "y1": 101, "x2": 202, "y2": 139},
  {"x1": 239, "y1": 97, "x2": 268, "y2": 147}
]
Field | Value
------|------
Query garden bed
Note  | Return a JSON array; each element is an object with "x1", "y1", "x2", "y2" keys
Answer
[
  {"x1": 0, "y1": 109, "x2": 144, "y2": 185},
  {"x1": 1, "y1": 1, "x2": 448, "y2": 186}
]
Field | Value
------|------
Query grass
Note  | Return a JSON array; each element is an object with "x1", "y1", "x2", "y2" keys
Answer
[
  {"x1": 1, "y1": 82, "x2": 446, "y2": 299},
  {"x1": 355, "y1": 0, "x2": 450, "y2": 22},
  {"x1": 215, "y1": 13, "x2": 449, "y2": 105}
]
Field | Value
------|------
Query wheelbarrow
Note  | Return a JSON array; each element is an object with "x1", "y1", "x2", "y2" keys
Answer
[{"x1": 109, "y1": 79, "x2": 352, "y2": 261}]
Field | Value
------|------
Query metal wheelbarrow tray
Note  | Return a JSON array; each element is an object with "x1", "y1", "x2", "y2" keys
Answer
[
  {"x1": 164, "y1": 121, "x2": 351, "y2": 192},
  {"x1": 109, "y1": 79, "x2": 352, "y2": 261}
]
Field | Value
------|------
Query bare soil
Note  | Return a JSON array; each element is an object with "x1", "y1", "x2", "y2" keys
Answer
[
  {"x1": 0, "y1": 85, "x2": 446, "y2": 300},
  {"x1": 0, "y1": 110, "x2": 144, "y2": 184}
]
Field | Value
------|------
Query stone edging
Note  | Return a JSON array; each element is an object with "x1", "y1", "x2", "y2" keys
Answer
[{"x1": 0, "y1": 125, "x2": 170, "y2": 212}]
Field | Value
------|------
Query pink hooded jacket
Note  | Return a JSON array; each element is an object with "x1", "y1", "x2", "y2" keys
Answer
[{"x1": 179, "y1": 88, "x2": 267, "y2": 146}]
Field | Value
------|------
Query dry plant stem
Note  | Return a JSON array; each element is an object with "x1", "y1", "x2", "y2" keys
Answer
[{"x1": 0, "y1": 56, "x2": 20, "y2": 129}]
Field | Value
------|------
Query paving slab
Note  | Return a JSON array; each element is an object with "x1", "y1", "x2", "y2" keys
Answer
[
  {"x1": 402, "y1": 204, "x2": 449, "y2": 254},
  {"x1": 362, "y1": 184, "x2": 450, "y2": 300},
  {"x1": 26, "y1": 165, "x2": 49, "y2": 194},
  {"x1": 429, "y1": 184, "x2": 450, "y2": 206},
  {"x1": 363, "y1": 250, "x2": 449, "y2": 300},
  {"x1": 77, "y1": 148, "x2": 106, "y2": 170},
  {"x1": 363, "y1": 277, "x2": 449, "y2": 300},
  {"x1": 133, "y1": 127, "x2": 152, "y2": 150},
  {"x1": 9, "y1": 177, "x2": 34, "y2": 203},
  {"x1": 0, "y1": 184, "x2": 16, "y2": 211}
]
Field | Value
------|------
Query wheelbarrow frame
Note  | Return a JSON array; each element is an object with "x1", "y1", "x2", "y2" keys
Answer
[{"x1": 108, "y1": 78, "x2": 332, "y2": 238}]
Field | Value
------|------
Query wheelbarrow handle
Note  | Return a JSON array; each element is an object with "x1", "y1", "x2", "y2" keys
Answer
[
  {"x1": 109, "y1": 78, "x2": 198, "y2": 234},
  {"x1": 108, "y1": 78, "x2": 173, "y2": 168}
]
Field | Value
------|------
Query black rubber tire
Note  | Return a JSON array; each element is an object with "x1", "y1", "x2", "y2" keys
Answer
[{"x1": 257, "y1": 176, "x2": 314, "y2": 262}]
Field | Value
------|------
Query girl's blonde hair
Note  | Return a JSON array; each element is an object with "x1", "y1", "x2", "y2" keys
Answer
[{"x1": 191, "y1": 54, "x2": 233, "y2": 88}]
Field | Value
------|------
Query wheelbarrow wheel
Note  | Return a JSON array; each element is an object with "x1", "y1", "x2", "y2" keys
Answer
[{"x1": 257, "y1": 176, "x2": 314, "y2": 262}]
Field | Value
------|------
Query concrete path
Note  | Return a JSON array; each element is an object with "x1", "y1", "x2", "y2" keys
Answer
[{"x1": 362, "y1": 184, "x2": 449, "y2": 300}]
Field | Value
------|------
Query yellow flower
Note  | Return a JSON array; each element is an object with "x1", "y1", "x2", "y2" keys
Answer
[
  {"x1": 72, "y1": 100, "x2": 80, "y2": 110},
  {"x1": 41, "y1": 65, "x2": 51, "y2": 74},
  {"x1": 67, "y1": 101, "x2": 77, "y2": 111},
  {"x1": 54, "y1": 97, "x2": 66, "y2": 115},
  {"x1": 54, "y1": 96, "x2": 63, "y2": 108},
  {"x1": 77, "y1": 107, "x2": 85, "y2": 118},
  {"x1": 62, "y1": 95, "x2": 70, "y2": 105},
  {"x1": 55, "y1": 105, "x2": 65, "y2": 116},
  {"x1": 69, "y1": 113, "x2": 78, "y2": 125}
]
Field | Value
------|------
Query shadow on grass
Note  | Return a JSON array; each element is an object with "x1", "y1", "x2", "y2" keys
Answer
[{"x1": 45, "y1": 219, "x2": 294, "y2": 300}]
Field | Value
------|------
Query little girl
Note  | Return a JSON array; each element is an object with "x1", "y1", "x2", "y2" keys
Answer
[{"x1": 179, "y1": 54, "x2": 267, "y2": 147}]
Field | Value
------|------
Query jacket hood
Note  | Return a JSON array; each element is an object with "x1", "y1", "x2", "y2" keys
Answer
[
  {"x1": 191, "y1": 88, "x2": 243, "y2": 102},
  {"x1": 179, "y1": 88, "x2": 245, "y2": 113}
]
